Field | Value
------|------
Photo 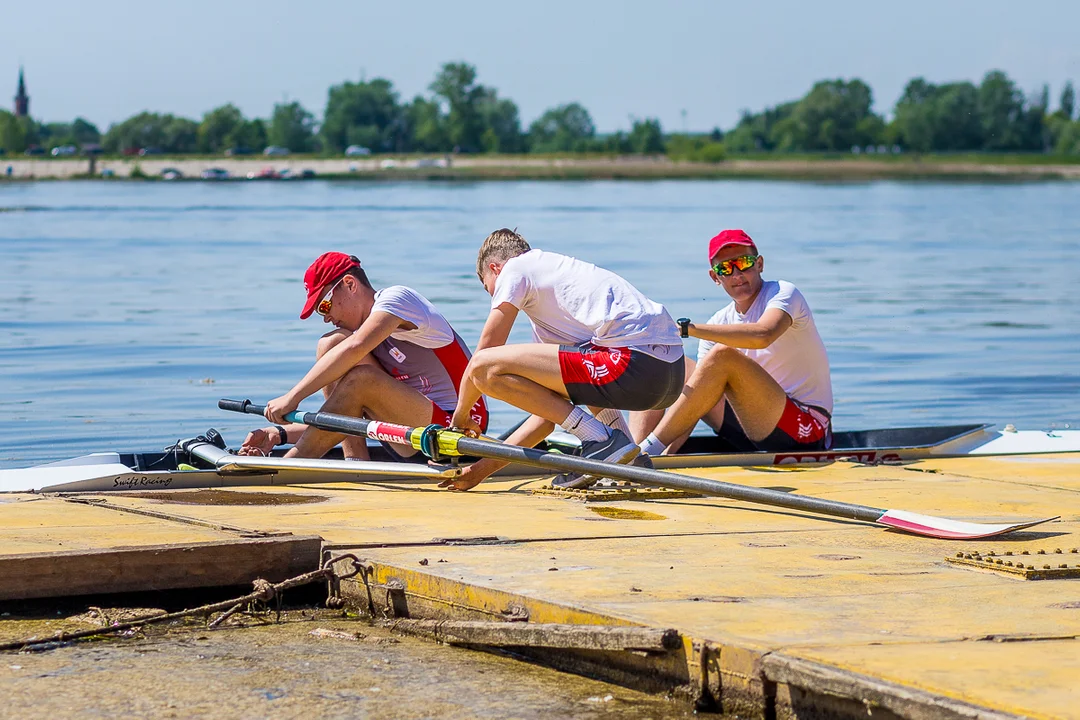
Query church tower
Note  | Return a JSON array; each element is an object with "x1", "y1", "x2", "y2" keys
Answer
[{"x1": 14, "y1": 67, "x2": 29, "y2": 117}]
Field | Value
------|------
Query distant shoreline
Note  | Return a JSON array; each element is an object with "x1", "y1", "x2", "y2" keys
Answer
[{"x1": 4, "y1": 155, "x2": 1080, "y2": 182}]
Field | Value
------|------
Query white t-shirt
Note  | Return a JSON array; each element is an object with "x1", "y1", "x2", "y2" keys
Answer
[
  {"x1": 371, "y1": 286, "x2": 455, "y2": 348},
  {"x1": 697, "y1": 280, "x2": 833, "y2": 414},
  {"x1": 491, "y1": 249, "x2": 682, "y2": 361}
]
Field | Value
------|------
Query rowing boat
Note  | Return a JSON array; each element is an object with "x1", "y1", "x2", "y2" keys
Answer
[{"x1": 3, "y1": 420, "x2": 1076, "y2": 494}]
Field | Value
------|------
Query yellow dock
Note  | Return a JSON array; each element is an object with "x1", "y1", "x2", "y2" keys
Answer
[{"x1": 2, "y1": 452, "x2": 1078, "y2": 719}]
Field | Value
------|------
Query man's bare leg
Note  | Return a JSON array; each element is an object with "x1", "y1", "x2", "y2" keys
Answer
[
  {"x1": 286, "y1": 363, "x2": 436, "y2": 460},
  {"x1": 467, "y1": 344, "x2": 574, "y2": 424},
  {"x1": 648, "y1": 346, "x2": 789, "y2": 448},
  {"x1": 316, "y1": 331, "x2": 375, "y2": 460},
  {"x1": 628, "y1": 357, "x2": 699, "y2": 451}
]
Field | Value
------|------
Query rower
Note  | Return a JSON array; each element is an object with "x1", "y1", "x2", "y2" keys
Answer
[
  {"x1": 242, "y1": 252, "x2": 488, "y2": 459},
  {"x1": 632, "y1": 229, "x2": 833, "y2": 456},
  {"x1": 442, "y1": 228, "x2": 684, "y2": 490}
]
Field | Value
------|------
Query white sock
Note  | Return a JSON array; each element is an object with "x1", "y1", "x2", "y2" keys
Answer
[
  {"x1": 560, "y1": 407, "x2": 610, "y2": 443},
  {"x1": 639, "y1": 433, "x2": 666, "y2": 457},
  {"x1": 594, "y1": 408, "x2": 631, "y2": 437}
]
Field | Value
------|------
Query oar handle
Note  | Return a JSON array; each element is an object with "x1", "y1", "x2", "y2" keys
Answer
[
  {"x1": 218, "y1": 398, "x2": 306, "y2": 425},
  {"x1": 219, "y1": 398, "x2": 263, "y2": 416}
]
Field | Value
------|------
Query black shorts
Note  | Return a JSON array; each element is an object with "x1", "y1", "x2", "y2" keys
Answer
[
  {"x1": 558, "y1": 343, "x2": 684, "y2": 411},
  {"x1": 712, "y1": 399, "x2": 832, "y2": 453}
]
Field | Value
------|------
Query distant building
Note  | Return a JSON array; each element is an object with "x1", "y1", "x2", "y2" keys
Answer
[{"x1": 14, "y1": 67, "x2": 29, "y2": 117}]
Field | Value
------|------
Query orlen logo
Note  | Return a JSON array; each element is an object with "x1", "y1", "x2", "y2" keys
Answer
[{"x1": 367, "y1": 421, "x2": 409, "y2": 444}]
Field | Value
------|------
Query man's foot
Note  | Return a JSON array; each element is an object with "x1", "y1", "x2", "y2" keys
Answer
[
  {"x1": 550, "y1": 472, "x2": 594, "y2": 490},
  {"x1": 579, "y1": 429, "x2": 640, "y2": 466}
]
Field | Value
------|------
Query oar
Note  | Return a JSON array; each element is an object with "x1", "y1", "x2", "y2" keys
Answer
[{"x1": 219, "y1": 399, "x2": 1057, "y2": 539}]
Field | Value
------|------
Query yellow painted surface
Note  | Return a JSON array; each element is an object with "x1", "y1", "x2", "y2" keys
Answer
[
  {"x1": 3, "y1": 452, "x2": 1079, "y2": 716},
  {"x1": 0, "y1": 495, "x2": 237, "y2": 554},
  {"x1": 784, "y1": 641, "x2": 1080, "y2": 720}
]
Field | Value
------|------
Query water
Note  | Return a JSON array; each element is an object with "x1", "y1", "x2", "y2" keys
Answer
[{"x1": 1, "y1": 179, "x2": 1078, "y2": 467}]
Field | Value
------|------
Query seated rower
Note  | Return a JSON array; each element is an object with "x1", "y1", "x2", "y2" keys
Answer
[
  {"x1": 243, "y1": 252, "x2": 487, "y2": 459},
  {"x1": 442, "y1": 228, "x2": 684, "y2": 490},
  {"x1": 632, "y1": 229, "x2": 833, "y2": 457}
]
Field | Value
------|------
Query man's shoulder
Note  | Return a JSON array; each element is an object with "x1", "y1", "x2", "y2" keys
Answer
[{"x1": 375, "y1": 285, "x2": 426, "y2": 305}]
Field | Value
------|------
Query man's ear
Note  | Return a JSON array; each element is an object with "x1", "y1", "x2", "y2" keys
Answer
[{"x1": 709, "y1": 269, "x2": 721, "y2": 286}]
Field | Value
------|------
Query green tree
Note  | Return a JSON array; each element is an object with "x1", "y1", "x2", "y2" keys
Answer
[
  {"x1": 197, "y1": 104, "x2": 246, "y2": 153},
  {"x1": 1058, "y1": 81, "x2": 1075, "y2": 120},
  {"x1": 787, "y1": 79, "x2": 880, "y2": 151},
  {"x1": 977, "y1": 70, "x2": 1025, "y2": 150},
  {"x1": 430, "y1": 62, "x2": 487, "y2": 152},
  {"x1": 104, "y1": 112, "x2": 197, "y2": 153},
  {"x1": 0, "y1": 110, "x2": 31, "y2": 152},
  {"x1": 527, "y1": 102, "x2": 595, "y2": 152},
  {"x1": 403, "y1": 96, "x2": 448, "y2": 152},
  {"x1": 628, "y1": 118, "x2": 664, "y2": 153},
  {"x1": 162, "y1": 116, "x2": 199, "y2": 153},
  {"x1": 477, "y1": 89, "x2": 522, "y2": 153},
  {"x1": 232, "y1": 119, "x2": 267, "y2": 152},
  {"x1": 269, "y1": 101, "x2": 315, "y2": 152},
  {"x1": 321, "y1": 78, "x2": 401, "y2": 153},
  {"x1": 71, "y1": 117, "x2": 101, "y2": 146}
]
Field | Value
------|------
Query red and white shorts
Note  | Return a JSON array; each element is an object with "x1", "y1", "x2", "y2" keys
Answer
[{"x1": 557, "y1": 343, "x2": 684, "y2": 411}]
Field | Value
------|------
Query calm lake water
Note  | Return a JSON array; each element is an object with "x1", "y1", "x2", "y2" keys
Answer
[{"x1": 1, "y1": 179, "x2": 1078, "y2": 467}]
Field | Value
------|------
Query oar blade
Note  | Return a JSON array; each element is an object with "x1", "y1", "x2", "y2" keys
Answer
[{"x1": 876, "y1": 509, "x2": 1059, "y2": 539}]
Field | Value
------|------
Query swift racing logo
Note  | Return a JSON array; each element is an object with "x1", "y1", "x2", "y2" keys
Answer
[{"x1": 112, "y1": 474, "x2": 175, "y2": 489}]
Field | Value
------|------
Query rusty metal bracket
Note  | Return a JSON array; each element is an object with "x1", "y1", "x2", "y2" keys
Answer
[
  {"x1": 946, "y1": 547, "x2": 1080, "y2": 580},
  {"x1": 385, "y1": 577, "x2": 409, "y2": 618}
]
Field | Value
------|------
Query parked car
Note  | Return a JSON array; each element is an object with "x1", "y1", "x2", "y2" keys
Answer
[
  {"x1": 345, "y1": 145, "x2": 371, "y2": 157},
  {"x1": 246, "y1": 166, "x2": 279, "y2": 180},
  {"x1": 161, "y1": 168, "x2": 183, "y2": 180},
  {"x1": 224, "y1": 146, "x2": 252, "y2": 156},
  {"x1": 300, "y1": 169, "x2": 316, "y2": 179},
  {"x1": 278, "y1": 168, "x2": 294, "y2": 180},
  {"x1": 51, "y1": 145, "x2": 78, "y2": 157},
  {"x1": 263, "y1": 146, "x2": 290, "y2": 157},
  {"x1": 200, "y1": 168, "x2": 230, "y2": 180},
  {"x1": 122, "y1": 147, "x2": 142, "y2": 156},
  {"x1": 139, "y1": 147, "x2": 163, "y2": 156},
  {"x1": 81, "y1": 144, "x2": 104, "y2": 155},
  {"x1": 24, "y1": 146, "x2": 45, "y2": 156},
  {"x1": 101, "y1": 168, "x2": 115, "y2": 178}
]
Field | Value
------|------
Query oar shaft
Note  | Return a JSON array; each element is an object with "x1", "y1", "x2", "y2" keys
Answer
[
  {"x1": 452, "y1": 436, "x2": 884, "y2": 522},
  {"x1": 220, "y1": 399, "x2": 885, "y2": 524}
]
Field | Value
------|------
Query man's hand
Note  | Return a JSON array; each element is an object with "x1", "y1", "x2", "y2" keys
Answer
[
  {"x1": 439, "y1": 461, "x2": 490, "y2": 491},
  {"x1": 238, "y1": 427, "x2": 276, "y2": 456},
  {"x1": 264, "y1": 394, "x2": 298, "y2": 424},
  {"x1": 450, "y1": 412, "x2": 482, "y2": 438}
]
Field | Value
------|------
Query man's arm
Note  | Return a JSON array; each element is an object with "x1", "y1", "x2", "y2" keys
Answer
[
  {"x1": 439, "y1": 414, "x2": 554, "y2": 490},
  {"x1": 264, "y1": 311, "x2": 402, "y2": 423},
  {"x1": 450, "y1": 303, "x2": 518, "y2": 431},
  {"x1": 689, "y1": 308, "x2": 792, "y2": 350}
]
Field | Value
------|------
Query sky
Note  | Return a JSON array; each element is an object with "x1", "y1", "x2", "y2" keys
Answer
[{"x1": 4, "y1": 0, "x2": 1080, "y2": 133}]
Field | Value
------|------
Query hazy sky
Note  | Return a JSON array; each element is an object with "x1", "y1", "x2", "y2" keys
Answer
[{"x1": 5, "y1": 0, "x2": 1079, "y2": 133}]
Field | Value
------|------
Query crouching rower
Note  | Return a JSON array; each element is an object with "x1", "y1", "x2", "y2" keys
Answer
[
  {"x1": 442, "y1": 228, "x2": 684, "y2": 490},
  {"x1": 632, "y1": 229, "x2": 833, "y2": 456},
  {"x1": 243, "y1": 251, "x2": 487, "y2": 459}
]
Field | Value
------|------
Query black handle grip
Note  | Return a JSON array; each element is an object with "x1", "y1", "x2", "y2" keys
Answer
[{"x1": 218, "y1": 398, "x2": 264, "y2": 416}]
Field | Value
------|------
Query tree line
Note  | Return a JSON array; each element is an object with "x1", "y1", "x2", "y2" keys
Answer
[{"x1": 2, "y1": 63, "x2": 1078, "y2": 158}]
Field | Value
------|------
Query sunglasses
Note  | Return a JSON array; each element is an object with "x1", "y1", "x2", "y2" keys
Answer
[
  {"x1": 712, "y1": 254, "x2": 759, "y2": 277},
  {"x1": 315, "y1": 278, "x2": 345, "y2": 317}
]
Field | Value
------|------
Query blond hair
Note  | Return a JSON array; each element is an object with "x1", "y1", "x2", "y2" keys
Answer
[{"x1": 476, "y1": 228, "x2": 531, "y2": 277}]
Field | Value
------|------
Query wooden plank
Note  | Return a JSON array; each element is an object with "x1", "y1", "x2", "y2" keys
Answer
[
  {"x1": 0, "y1": 535, "x2": 323, "y2": 601},
  {"x1": 391, "y1": 619, "x2": 681, "y2": 652}
]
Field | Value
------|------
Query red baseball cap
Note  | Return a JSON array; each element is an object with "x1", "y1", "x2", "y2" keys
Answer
[
  {"x1": 299, "y1": 252, "x2": 361, "y2": 319},
  {"x1": 708, "y1": 229, "x2": 757, "y2": 261}
]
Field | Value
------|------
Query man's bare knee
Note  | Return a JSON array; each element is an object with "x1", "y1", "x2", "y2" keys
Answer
[
  {"x1": 316, "y1": 330, "x2": 350, "y2": 359},
  {"x1": 696, "y1": 345, "x2": 740, "y2": 379}
]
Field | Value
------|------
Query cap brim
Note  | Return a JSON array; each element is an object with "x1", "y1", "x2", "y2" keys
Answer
[{"x1": 299, "y1": 291, "x2": 320, "y2": 320}]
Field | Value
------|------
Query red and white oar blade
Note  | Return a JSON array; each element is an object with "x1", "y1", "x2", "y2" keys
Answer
[{"x1": 876, "y1": 509, "x2": 1059, "y2": 539}]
